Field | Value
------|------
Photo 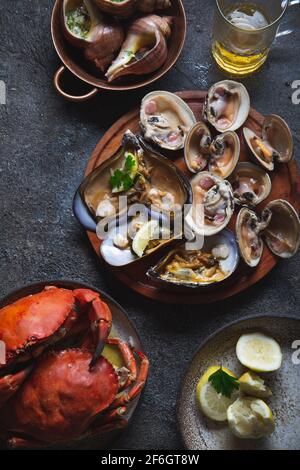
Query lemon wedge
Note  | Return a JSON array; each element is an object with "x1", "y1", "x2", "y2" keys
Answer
[
  {"x1": 236, "y1": 333, "x2": 282, "y2": 372},
  {"x1": 227, "y1": 397, "x2": 275, "y2": 439},
  {"x1": 196, "y1": 366, "x2": 239, "y2": 421},
  {"x1": 239, "y1": 371, "x2": 272, "y2": 398},
  {"x1": 132, "y1": 220, "x2": 159, "y2": 258}
]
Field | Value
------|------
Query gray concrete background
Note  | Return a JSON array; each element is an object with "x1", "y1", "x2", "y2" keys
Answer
[{"x1": 0, "y1": 0, "x2": 299, "y2": 450}]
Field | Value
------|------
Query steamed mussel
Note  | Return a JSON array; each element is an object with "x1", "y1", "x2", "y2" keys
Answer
[
  {"x1": 147, "y1": 229, "x2": 239, "y2": 287},
  {"x1": 77, "y1": 130, "x2": 191, "y2": 224}
]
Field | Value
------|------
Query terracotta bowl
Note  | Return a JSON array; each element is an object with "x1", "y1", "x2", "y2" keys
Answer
[{"x1": 51, "y1": 0, "x2": 186, "y2": 101}]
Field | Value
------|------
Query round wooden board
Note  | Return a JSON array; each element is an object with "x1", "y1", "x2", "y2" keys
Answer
[{"x1": 84, "y1": 91, "x2": 300, "y2": 304}]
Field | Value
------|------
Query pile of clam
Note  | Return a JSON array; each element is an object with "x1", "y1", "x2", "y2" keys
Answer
[
  {"x1": 62, "y1": 0, "x2": 173, "y2": 81},
  {"x1": 76, "y1": 80, "x2": 300, "y2": 289}
]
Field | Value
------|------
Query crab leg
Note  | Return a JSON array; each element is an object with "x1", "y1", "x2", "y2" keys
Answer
[
  {"x1": 0, "y1": 366, "x2": 32, "y2": 408},
  {"x1": 106, "y1": 338, "x2": 137, "y2": 389},
  {"x1": 74, "y1": 289, "x2": 112, "y2": 368},
  {"x1": 111, "y1": 350, "x2": 149, "y2": 408},
  {"x1": 6, "y1": 436, "x2": 48, "y2": 449}
]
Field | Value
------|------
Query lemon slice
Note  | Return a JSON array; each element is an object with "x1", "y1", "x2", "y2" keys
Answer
[
  {"x1": 132, "y1": 220, "x2": 159, "y2": 258},
  {"x1": 227, "y1": 397, "x2": 275, "y2": 439},
  {"x1": 236, "y1": 333, "x2": 282, "y2": 372},
  {"x1": 239, "y1": 371, "x2": 272, "y2": 398},
  {"x1": 196, "y1": 366, "x2": 239, "y2": 421}
]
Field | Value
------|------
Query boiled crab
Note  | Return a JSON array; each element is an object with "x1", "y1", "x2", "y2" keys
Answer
[{"x1": 0, "y1": 286, "x2": 148, "y2": 448}]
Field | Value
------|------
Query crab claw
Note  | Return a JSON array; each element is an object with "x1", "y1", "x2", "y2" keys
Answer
[
  {"x1": 0, "y1": 365, "x2": 32, "y2": 408},
  {"x1": 73, "y1": 289, "x2": 112, "y2": 369}
]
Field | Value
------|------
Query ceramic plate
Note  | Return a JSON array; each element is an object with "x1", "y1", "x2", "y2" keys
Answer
[
  {"x1": 177, "y1": 316, "x2": 300, "y2": 450},
  {"x1": 0, "y1": 280, "x2": 145, "y2": 450}
]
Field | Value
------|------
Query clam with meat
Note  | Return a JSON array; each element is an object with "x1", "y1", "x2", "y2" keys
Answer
[
  {"x1": 243, "y1": 115, "x2": 293, "y2": 171},
  {"x1": 147, "y1": 229, "x2": 239, "y2": 287},
  {"x1": 184, "y1": 122, "x2": 240, "y2": 177},
  {"x1": 186, "y1": 172, "x2": 235, "y2": 236},
  {"x1": 229, "y1": 162, "x2": 272, "y2": 207},
  {"x1": 203, "y1": 80, "x2": 250, "y2": 132},
  {"x1": 236, "y1": 199, "x2": 300, "y2": 267},
  {"x1": 140, "y1": 91, "x2": 197, "y2": 151}
]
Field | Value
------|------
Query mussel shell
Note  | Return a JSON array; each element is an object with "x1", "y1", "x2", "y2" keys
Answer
[
  {"x1": 100, "y1": 210, "x2": 180, "y2": 267},
  {"x1": 263, "y1": 199, "x2": 300, "y2": 258},
  {"x1": 186, "y1": 171, "x2": 235, "y2": 237},
  {"x1": 147, "y1": 229, "x2": 239, "y2": 288},
  {"x1": 74, "y1": 132, "x2": 192, "y2": 232},
  {"x1": 236, "y1": 207, "x2": 263, "y2": 267},
  {"x1": 140, "y1": 91, "x2": 197, "y2": 151},
  {"x1": 229, "y1": 162, "x2": 272, "y2": 207},
  {"x1": 203, "y1": 80, "x2": 250, "y2": 133}
]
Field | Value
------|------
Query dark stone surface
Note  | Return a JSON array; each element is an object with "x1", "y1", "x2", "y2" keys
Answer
[{"x1": 0, "y1": 0, "x2": 299, "y2": 450}]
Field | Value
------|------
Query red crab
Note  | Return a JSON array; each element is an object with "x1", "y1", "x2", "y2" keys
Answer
[{"x1": 0, "y1": 286, "x2": 149, "y2": 448}]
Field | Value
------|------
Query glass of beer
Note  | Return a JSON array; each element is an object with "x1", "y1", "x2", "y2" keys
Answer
[{"x1": 212, "y1": 0, "x2": 300, "y2": 77}]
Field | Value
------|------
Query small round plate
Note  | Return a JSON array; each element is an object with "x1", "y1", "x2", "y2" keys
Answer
[
  {"x1": 177, "y1": 316, "x2": 300, "y2": 450},
  {"x1": 0, "y1": 280, "x2": 145, "y2": 450}
]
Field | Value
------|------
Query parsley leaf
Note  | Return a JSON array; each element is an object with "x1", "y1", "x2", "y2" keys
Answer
[
  {"x1": 109, "y1": 153, "x2": 136, "y2": 192},
  {"x1": 208, "y1": 367, "x2": 239, "y2": 398}
]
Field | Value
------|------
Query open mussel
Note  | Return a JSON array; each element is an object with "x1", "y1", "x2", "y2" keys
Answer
[
  {"x1": 229, "y1": 162, "x2": 272, "y2": 207},
  {"x1": 74, "y1": 130, "x2": 192, "y2": 231},
  {"x1": 186, "y1": 172, "x2": 235, "y2": 236},
  {"x1": 243, "y1": 115, "x2": 293, "y2": 171},
  {"x1": 236, "y1": 199, "x2": 300, "y2": 267},
  {"x1": 106, "y1": 15, "x2": 173, "y2": 82},
  {"x1": 99, "y1": 210, "x2": 179, "y2": 266},
  {"x1": 184, "y1": 122, "x2": 240, "y2": 177},
  {"x1": 147, "y1": 229, "x2": 239, "y2": 287},
  {"x1": 203, "y1": 80, "x2": 250, "y2": 133},
  {"x1": 140, "y1": 91, "x2": 197, "y2": 151},
  {"x1": 62, "y1": 0, "x2": 124, "y2": 72}
]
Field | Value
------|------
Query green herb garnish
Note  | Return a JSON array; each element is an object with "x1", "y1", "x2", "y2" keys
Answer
[
  {"x1": 208, "y1": 367, "x2": 239, "y2": 398},
  {"x1": 109, "y1": 152, "x2": 137, "y2": 192}
]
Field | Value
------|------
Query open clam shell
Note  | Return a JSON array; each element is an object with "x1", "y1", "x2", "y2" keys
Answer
[
  {"x1": 186, "y1": 172, "x2": 234, "y2": 236},
  {"x1": 140, "y1": 91, "x2": 197, "y2": 151},
  {"x1": 236, "y1": 199, "x2": 300, "y2": 267},
  {"x1": 236, "y1": 207, "x2": 265, "y2": 267},
  {"x1": 263, "y1": 200, "x2": 300, "y2": 259},
  {"x1": 203, "y1": 80, "x2": 250, "y2": 133},
  {"x1": 229, "y1": 162, "x2": 272, "y2": 207},
  {"x1": 184, "y1": 123, "x2": 240, "y2": 178},
  {"x1": 147, "y1": 229, "x2": 239, "y2": 288},
  {"x1": 243, "y1": 115, "x2": 293, "y2": 171},
  {"x1": 184, "y1": 122, "x2": 211, "y2": 173},
  {"x1": 74, "y1": 130, "x2": 192, "y2": 232},
  {"x1": 100, "y1": 210, "x2": 180, "y2": 267}
]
